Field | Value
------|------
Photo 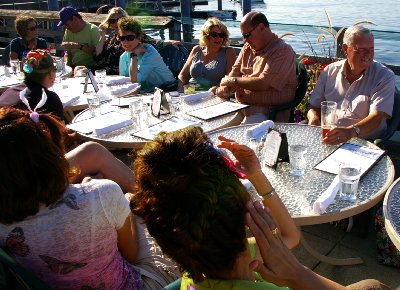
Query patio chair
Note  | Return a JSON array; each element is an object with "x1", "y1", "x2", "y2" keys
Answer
[
  {"x1": 374, "y1": 86, "x2": 400, "y2": 149},
  {"x1": 161, "y1": 278, "x2": 181, "y2": 290},
  {"x1": 158, "y1": 44, "x2": 189, "y2": 92},
  {"x1": 267, "y1": 58, "x2": 308, "y2": 122},
  {"x1": 0, "y1": 247, "x2": 52, "y2": 290}
]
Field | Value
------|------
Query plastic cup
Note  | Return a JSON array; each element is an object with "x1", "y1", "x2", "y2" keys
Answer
[
  {"x1": 87, "y1": 95, "x2": 101, "y2": 117},
  {"x1": 168, "y1": 96, "x2": 181, "y2": 117},
  {"x1": 289, "y1": 144, "x2": 307, "y2": 176},
  {"x1": 321, "y1": 101, "x2": 337, "y2": 139},
  {"x1": 95, "y1": 69, "x2": 106, "y2": 83},
  {"x1": 339, "y1": 164, "x2": 362, "y2": 201},
  {"x1": 183, "y1": 84, "x2": 195, "y2": 95}
]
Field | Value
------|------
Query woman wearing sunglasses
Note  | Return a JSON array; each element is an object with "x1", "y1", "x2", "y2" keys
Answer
[
  {"x1": 117, "y1": 17, "x2": 176, "y2": 92},
  {"x1": 95, "y1": 8, "x2": 180, "y2": 75},
  {"x1": 10, "y1": 16, "x2": 48, "y2": 61},
  {"x1": 178, "y1": 17, "x2": 236, "y2": 93},
  {"x1": 0, "y1": 49, "x2": 64, "y2": 121}
]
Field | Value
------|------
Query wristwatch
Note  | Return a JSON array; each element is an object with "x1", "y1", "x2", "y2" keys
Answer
[
  {"x1": 230, "y1": 77, "x2": 237, "y2": 85},
  {"x1": 352, "y1": 125, "x2": 360, "y2": 136}
]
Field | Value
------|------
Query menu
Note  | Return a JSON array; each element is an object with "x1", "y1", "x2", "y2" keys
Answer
[
  {"x1": 132, "y1": 117, "x2": 201, "y2": 140},
  {"x1": 314, "y1": 143, "x2": 385, "y2": 176},
  {"x1": 186, "y1": 101, "x2": 248, "y2": 120}
]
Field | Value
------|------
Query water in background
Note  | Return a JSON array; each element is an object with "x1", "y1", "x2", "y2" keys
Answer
[{"x1": 147, "y1": 0, "x2": 400, "y2": 66}]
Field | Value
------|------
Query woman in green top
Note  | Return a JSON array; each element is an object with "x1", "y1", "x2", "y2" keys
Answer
[{"x1": 130, "y1": 127, "x2": 299, "y2": 289}]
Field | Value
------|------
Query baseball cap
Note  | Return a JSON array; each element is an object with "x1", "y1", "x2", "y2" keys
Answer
[{"x1": 57, "y1": 6, "x2": 79, "y2": 27}]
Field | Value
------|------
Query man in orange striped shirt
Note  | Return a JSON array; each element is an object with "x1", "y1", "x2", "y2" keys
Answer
[{"x1": 216, "y1": 12, "x2": 297, "y2": 123}]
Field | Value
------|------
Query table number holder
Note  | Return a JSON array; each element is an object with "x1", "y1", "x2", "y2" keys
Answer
[
  {"x1": 263, "y1": 129, "x2": 289, "y2": 169},
  {"x1": 151, "y1": 87, "x2": 170, "y2": 118},
  {"x1": 83, "y1": 70, "x2": 99, "y2": 94}
]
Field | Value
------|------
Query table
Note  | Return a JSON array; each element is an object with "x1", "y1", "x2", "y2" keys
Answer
[
  {"x1": 208, "y1": 123, "x2": 395, "y2": 265},
  {"x1": 384, "y1": 178, "x2": 400, "y2": 251},
  {"x1": 72, "y1": 95, "x2": 244, "y2": 149}
]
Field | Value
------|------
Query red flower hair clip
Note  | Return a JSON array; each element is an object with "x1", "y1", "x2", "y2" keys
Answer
[{"x1": 222, "y1": 155, "x2": 246, "y2": 179}]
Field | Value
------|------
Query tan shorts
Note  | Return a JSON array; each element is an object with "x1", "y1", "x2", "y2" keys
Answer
[{"x1": 131, "y1": 217, "x2": 181, "y2": 290}]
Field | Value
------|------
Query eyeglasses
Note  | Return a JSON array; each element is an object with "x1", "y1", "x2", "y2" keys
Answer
[
  {"x1": 242, "y1": 26, "x2": 257, "y2": 39},
  {"x1": 208, "y1": 32, "x2": 226, "y2": 39},
  {"x1": 118, "y1": 34, "x2": 136, "y2": 42},
  {"x1": 351, "y1": 46, "x2": 374, "y2": 54},
  {"x1": 28, "y1": 25, "x2": 38, "y2": 32},
  {"x1": 108, "y1": 18, "x2": 119, "y2": 24}
]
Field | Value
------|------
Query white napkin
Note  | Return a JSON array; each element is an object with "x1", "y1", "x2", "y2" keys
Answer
[
  {"x1": 182, "y1": 91, "x2": 213, "y2": 103},
  {"x1": 105, "y1": 76, "x2": 131, "y2": 85},
  {"x1": 94, "y1": 115, "x2": 133, "y2": 136},
  {"x1": 312, "y1": 175, "x2": 340, "y2": 214},
  {"x1": 60, "y1": 95, "x2": 80, "y2": 107},
  {"x1": 245, "y1": 120, "x2": 274, "y2": 140}
]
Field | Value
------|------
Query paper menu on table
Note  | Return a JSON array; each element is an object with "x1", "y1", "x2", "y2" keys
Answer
[
  {"x1": 314, "y1": 143, "x2": 385, "y2": 176},
  {"x1": 132, "y1": 117, "x2": 202, "y2": 140},
  {"x1": 66, "y1": 111, "x2": 132, "y2": 135},
  {"x1": 186, "y1": 101, "x2": 248, "y2": 120}
]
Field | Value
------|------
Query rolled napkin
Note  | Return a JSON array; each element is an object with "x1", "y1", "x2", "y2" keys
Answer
[
  {"x1": 182, "y1": 91, "x2": 213, "y2": 103},
  {"x1": 312, "y1": 175, "x2": 340, "y2": 214},
  {"x1": 105, "y1": 76, "x2": 131, "y2": 85},
  {"x1": 245, "y1": 120, "x2": 274, "y2": 140}
]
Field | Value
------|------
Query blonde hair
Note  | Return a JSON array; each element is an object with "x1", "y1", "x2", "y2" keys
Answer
[
  {"x1": 100, "y1": 7, "x2": 128, "y2": 29},
  {"x1": 199, "y1": 17, "x2": 230, "y2": 47}
]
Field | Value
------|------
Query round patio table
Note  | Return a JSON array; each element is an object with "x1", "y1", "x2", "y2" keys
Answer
[
  {"x1": 208, "y1": 123, "x2": 395, "y2": 265},
  {"x1": 72, "y1": 95, "x2": 244, "y2": 149},
  {"x1": 384, "y1": 177, "x2": 400, "y2": 251}
]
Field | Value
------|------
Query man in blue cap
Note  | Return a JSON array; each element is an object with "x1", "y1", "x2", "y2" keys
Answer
[{"x1": 58, "y1": 6, "x2": 100, "y2": 69}]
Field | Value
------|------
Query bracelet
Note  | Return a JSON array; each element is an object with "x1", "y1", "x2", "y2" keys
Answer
[{"x1": 260, "y1": 187, "x2": 275, "y2": 200}]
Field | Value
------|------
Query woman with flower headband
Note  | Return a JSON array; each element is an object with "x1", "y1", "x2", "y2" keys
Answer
[
  {"x1": 0, "y1": 49, "x2": 64, "y2": 120},
  {"x1": 9, "y1": 16, "x2": 48, "y2": 61},
  {"x1": 131, "y1": 127, "x2": 392, "y2": 290},
  {"x1": 178, "y1": 17, "x2": 236, "y2": 93},
  {"x1": 0, "y1": 106, "x2": 180, "y2": 289}
]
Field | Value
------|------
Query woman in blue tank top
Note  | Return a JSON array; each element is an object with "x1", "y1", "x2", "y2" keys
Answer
[{"x1": 178, "y1": 17, "x2": 236, "y2": 93}]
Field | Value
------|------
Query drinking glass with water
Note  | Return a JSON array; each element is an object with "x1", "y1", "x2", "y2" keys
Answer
[{"x1": 339, "y1": 164, "x2": 362, "y2": 201}]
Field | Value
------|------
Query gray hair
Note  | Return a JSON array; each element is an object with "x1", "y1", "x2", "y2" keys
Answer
[{"x1": 343, "y1": 25, "x2": 374, "y2": 46}]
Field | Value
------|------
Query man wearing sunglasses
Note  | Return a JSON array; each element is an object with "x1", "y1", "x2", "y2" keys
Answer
[
  {"x1": 216, "y1": 11, "x2": 298, "y2": 124},
  {"x1": 307, "y1": 25, "x2": 395, "y2": 145},
  {"x1": 58, "y1": 6, "x2": 100, "y2": 69}
]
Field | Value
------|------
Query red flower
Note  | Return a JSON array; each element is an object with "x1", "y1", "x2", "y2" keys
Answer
[
  {"x1": 301, "y1": 58, "x2": 313, "y2": 65},
  {"x1": 321, "y1": 63, "x2": 328, "y2": 70},
  {"x1": 222, "y1": 155, "x2": 246, "y2": 179}
]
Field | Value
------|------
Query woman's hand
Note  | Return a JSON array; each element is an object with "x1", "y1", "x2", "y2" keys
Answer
[
  {"x1": 246, "y1": 201, "x2": 304, "y2": 287},
  {"x1": 217, "y1": 136, "x2": 261, "y2": 178}
]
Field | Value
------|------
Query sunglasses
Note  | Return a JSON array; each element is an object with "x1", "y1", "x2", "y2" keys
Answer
[
  {"x1": 118, "y1": 34, "x2": 136, "y2": 42},
  {"x1": 28, "y1": 25, "x2": 38, "y2": 32},
  {"x1": 209, "y1": 32, "x2": 226, "y2": 39},
  {"x1": 242, "y1": 26, "x2": 257, "y2": 39},
  {"x1": 108, "y1": 18, "x2": 119, "y2": 24}
]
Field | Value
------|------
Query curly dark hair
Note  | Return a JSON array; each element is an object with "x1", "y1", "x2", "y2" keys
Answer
[
  {"x1": 130, "y1": 127, "x2": 249, "y2": 282},
  {"x1": 0, "y1": 107, "x2": 70, "y2": 224}
]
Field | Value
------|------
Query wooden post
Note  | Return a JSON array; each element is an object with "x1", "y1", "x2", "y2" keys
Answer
[
  {"x1": 242, "y1": 0, "x2": 251, "y2": 16},
  {"x1": 180, "y1": 0, "x2": 193, "y2": 18},
  {"x1": 47, "y1": 0, "x2": 59, "y2": 11},
  {"x1": 156, "y1": 0, "x2": 163, "y2": 12},
  {"x1": 115, "y1": 0, "x2": 127, "y2": 9},
  {"x1": 217, "y1": 0, "x2": 222, "y2": 10},
  {"x1": 169, "y1": 19, "x2": 182, "y2": 41}
]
